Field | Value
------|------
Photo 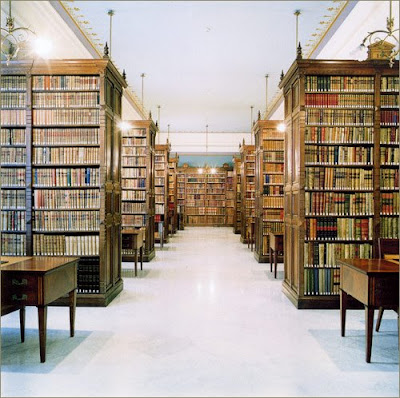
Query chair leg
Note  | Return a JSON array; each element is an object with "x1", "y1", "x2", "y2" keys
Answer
[{"x1": 376, "y1": 307, "x2": 384, "y2": 332}]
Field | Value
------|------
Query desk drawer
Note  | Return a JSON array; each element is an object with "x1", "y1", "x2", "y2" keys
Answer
[{"x1": 2, "y1": 274, "x2": 38, "y2": 305}]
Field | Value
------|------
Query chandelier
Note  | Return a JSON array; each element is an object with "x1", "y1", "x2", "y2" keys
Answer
[
  {"x1": 361, "y1": 0, "x2": 399, "y2": 67},
  {"x1": 1, "y1": 0, "x2": 35, "y2": 63}
]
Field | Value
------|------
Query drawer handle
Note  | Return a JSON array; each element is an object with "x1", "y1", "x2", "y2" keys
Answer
[
  {"x1": 12, "y1": 294, "x2": 28, "y2": 301},
  {"x1": 12, "y1": 278, "x2": 27, "y2": 286}
]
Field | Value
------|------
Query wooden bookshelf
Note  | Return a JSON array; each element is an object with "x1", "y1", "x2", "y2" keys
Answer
[
  {"x1": 232, "y1": 156, "x2": 241, "y2": 234},
  {"x1": 279, "y1": 56, "x2": 399, "y2": 309},
  {"x1": 1, "y1": 58, "x2": 126, "y2": 306},
  {"x1": 121, "y1": 119, "x2": 157, "y2": 262},
  {"x1": 177, "y1": 167, "x2": 186, "y2": 230},
  {"x1": 253, "y1": 118, "x2": 284, "y2": 263},
  {"x1": 239, "y1": 142, "x2": 255, "y2": 243},
  {"x1": 154, "y1": 142, "x2": 170, "y2": 243},
  {"x1": 168, "y1": 155, "x2": 179, "y2": 234},
  {"x1": 225, "y1": 169, "x2": 234, "y2": 226}
]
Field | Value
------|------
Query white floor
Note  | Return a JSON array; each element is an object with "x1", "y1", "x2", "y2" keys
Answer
[{"x1": 1, "y1": 227, "x2": 399, "y2": 397}]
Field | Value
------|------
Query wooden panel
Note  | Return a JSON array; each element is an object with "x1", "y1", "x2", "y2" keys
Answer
[
  {"x1": 341, "y1": 266, "x2": 368, "y2": 304},
  {"x1": 2, "y1": 273, "x2": 38, "y2": 305},
  {"x1": 43, "y1": 262, "x2": 77, "y2": 305}
]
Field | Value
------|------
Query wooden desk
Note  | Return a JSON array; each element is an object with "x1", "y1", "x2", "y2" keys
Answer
[
  {"x1": 1, "y1": 256, "x2": 78, "y2": 362},
  {"x1": 269, "y1": 233, "x2": 283, "y2": 279},
  {"x1": 338, "y1": 258, "x2": 399, "y2": 363},
  {"x1": 122, "y1": 229, "x2": 144, "y2": 277}
]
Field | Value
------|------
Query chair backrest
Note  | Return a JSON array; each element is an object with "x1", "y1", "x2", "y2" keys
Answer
[{"x1": 378, "y1": 238, "x2": 400, "y2": 258}]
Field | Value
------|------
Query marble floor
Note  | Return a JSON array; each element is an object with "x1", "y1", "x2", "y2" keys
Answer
[{"x1": 1, "y1": 227, "x2": 399, "y2": 397}]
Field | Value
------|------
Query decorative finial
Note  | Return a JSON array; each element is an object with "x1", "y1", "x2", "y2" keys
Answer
[
  {"x1": 280, "y1": 70, "x2": 284, "y2": 81},
  {"x1": 297, "y1": 42, "x2": 303, "y2": 59},
  {"x1": 149, "y1": 111, "x2": 152, "y2": 120},
  {"x1": 103, "y1": 42, "x2": 109, "y2": 58},
  {"x1": 122, "y1": 69, "x2": 126, "y2": 81},
  {"x1": 258, "y1": 110, "x2": 261, "y2": 120},
  {"x1": 156, "y1": 121, "x2": 158, "y2": 127}
]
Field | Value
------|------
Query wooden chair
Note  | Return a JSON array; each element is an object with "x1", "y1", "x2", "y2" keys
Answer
[
  {"x1": 376, "y1": 238, "x2": 399, "y2": 331},
  {"x1": 247, "y1": 222, "x2": 255, "y2": 251}
]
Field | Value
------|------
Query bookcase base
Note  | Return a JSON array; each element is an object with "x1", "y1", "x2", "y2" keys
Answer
[
  {"x1": 143, "y1": 249, "x2": 155, "y2": 262},
  {"x1": 240, "y1": 236, "x2": 248, "y2": 244},
  {"x1": 52, "y1": 279, "x2": 124, "y2": 307},
  {"x1": 282, "y1": 281, "x2": 364, "y2": 309}
]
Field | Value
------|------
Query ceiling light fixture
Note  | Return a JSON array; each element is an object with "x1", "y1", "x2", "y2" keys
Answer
[
  {"x1": 1, "y1": 0, "x2": 35, "y2": 63},
  {"x1": 361, "y1": 0, "x2": 399, "y2": 67}
]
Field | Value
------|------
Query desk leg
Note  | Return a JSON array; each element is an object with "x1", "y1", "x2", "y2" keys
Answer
[
  {"x1": 69, "y1": 289, "x2": 76, "y2": 338},
  {"x1": 140, "y1": 247, "x2": 143, "y2": 271},
  {"x1": 134, "y1": 249, "x2": 138, "y2": 277},
  {"x1": 37, "y1": 305, "x2": 47, "y2": 363},
  {"x1": 365, "y1": 306, "x2": 374, "y2": 363},
  {"x1": 340, "y1": 289, "x2": 347, "y2": 337},
  {"x1": 270, "y1": 246, "x2": 273, "y2": 273},
  {"x1": 20, "y1": 306, "x2": 25, "y2": 343},
  {"x1": 274, "y1": 250, "x2": 277, "y2": 279}
]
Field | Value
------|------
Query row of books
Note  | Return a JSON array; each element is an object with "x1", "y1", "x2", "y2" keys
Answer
[
  {"x1": 155, "y1": 155, "x2": 165, "y2": 162},
  {"x1": 304, "y1": 126, "x2": 374, "y2": 144},
  {"x1": 380, "y1": 110, "x2": 399, "y2": 125},
  {"x1": 33, "y1": 147, "x2": 99, "y2": 164},
  {"x1": 304, "y1": 242, "x2": 372, "y2": 268},
  {"x1": 122, "y1": 157, "x2": 146, "y2": 167},
  {"x1": 155, "y1": 178, "x2": 165, "y2": 185},
  {"x1": 33, "y1": 167, "x2": 99, "y2": 187},
  {"x1": 155, "y1": 194, "x2": 164, "y2": 203},
  {"x1": 186, "y1": 200, "x2": 206, "y2": 207},
  {"x1": 1, "y1": 76, "x2": 26, "y2": 91},
  {"x1": 380, "y1": 147, "x2": 399, "y2": 165},
  {"x1": 33, "y1": 189, "x2": 100, "y2": 209},
  {"x1": 380, "y1": 217, "x2": 399, "y2": 238},
  {"x1": 305, "y1": 217, "x2": 373, "y2": 241},
  {"x1": 304, "y1": 268, "x2": 340, "y2": 295},
  {"x1": 1, "y1": 189, "x2": 25, "y2": 209},
  {"x1": 1, "y1": 109, "x2": 26, "y2": 125},
  {"x1": 206, "y1": 208, "x2": 225, "y2": 215},
  {"x1": 186, "y1": 191, "x2": 205, "y2": 197},
  {"x1": 263, "y1": 221, "x2": 284, "y2": 234},
  {"x1": 122, "y1": 168, "x2": 146, "y2": 178},
  {"x1": 264, "y1": 163, "x2": 284, "y2": 173},
  {"x1": 33, "y1": 210, "x2": 100, "y2": 231},
  {"x1": 305, "y1": 109, "x2": 374, "y2": 126},
  {"x1": 155, "y1": 170, "x2": 164, "y2": 177},
  {"x1": 122, "y1": 128, "x2": 147, "y2": 138},
  {"x1": 32, "y1": 92, "x2": 100, "y2": 108},
  {"x1": 155, "y1": 186, "x2": 165, "y2": 195},
  {"x1": 122, "y1": 202, "x2": 146, "y2": 214},
  {"x1": 1, "y1": 147, "x2": 27, "y2": 164},
  {"x1": 1, "y1": 210, "x2": 26, "y2": 231},
  {"x1": 263, "y1": 186, "x2": 284, "y2": 195},
  {"x1": 305, "y1": 167, "x2": 373, "y2": 190},
  {"x1": 1, "y1": 168, "x2": 25, "y2": 186},
  {"x1": 33, "y1": 128, "x2": 99, "y2": 145},
  {"x1": 122, "y1": 137, "x2": 146, "y2": 146},
  {"x1": 32, "y1": 75, "x2": 100, "y2": 91},
  {"x1": 207, "y1": 215, "x2": 226, "y2": 224},
  {"x1": 155, "y1": 204, "x2": 165, "y2": 214},
  {"x1": 206, "y1": 200, "x2": 225, "y2": 207},
  {"x1": 305, "y1": 76, "x2": 374, "y2": 92},
  {"x1": 33, "y1": 234, "x2": 99, "y2": 256},
  {"x1": 185, "y1": 208, "x2": 206, "y2": 215},
  {"x1": 264, "y1": 174, "x2": 283, "y2": 184},
  {"x1": 304, "y1": 93, "x2": 374, "y2": 108},
  {"x1": 122, "y1": 214, "x2": 146, "y2": 227},
  {"x1": 122, "y1": 146, "x2": 146, "y2": 156},
  {"x1": 122, "y1": 190, "x2": 146, "y2": 201},
  {"x1": 207, "y1": 189, "x2": 225, "y2": 195},
  {"x1": 305, "y1": 192, "x2": 373, "y2": 215},
  {"x1": 33, "y1": 109, "x2": 100, "y2": 125},
  {"x1": 207, "y1": 193, "x2": 225, "y2": 199},
  {"x1": 264, "y1": 152, "x2": 284, "y2": 162},
  {"x1": 122, "y1": 178, "x2": 146, "y2": 188},
  {"x1": 380, "y1": 127, "x2": 399, "y2": 144},
  {"x1": 1, "y1": 234, "x2": 26, "y2": 256},
  {"x1": 381, "y1": 192, "x2": 399, "y2": 215},
  {"x1": 263, "y1": 140, "x2": 284, "y2": 151},
  {"x1": 1, "y1": 128, "x2": 26, "y2": 145},
  {"x1": 263, "y1": 196, "x2": 284, "y2": 208},
  {"x1": 263, "y1": 209, "x2": 284, "y2": 221},
  {"x1": 381, "y1": 94, "x2": 398, "y2": 107},
  {"x1": 1, "y1": 92, "x2": 26, "y2": 108},
  {"x1": 380, "y1": 76, "x2": 399, "y2": 91},
  {"x1": 380, "y1": 169, "x2": 399, "y2": 189},
  {"x1": 305, "y1": 145, "x2": 373, "y2": 165}
]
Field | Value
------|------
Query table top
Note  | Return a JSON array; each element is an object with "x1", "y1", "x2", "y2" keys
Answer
[
  {"x1": 1, "y1": 256, "x2": 79, "y2": 273},
  {"x1": 337, "y1": 258, "x2": 399, "y2": 275}
]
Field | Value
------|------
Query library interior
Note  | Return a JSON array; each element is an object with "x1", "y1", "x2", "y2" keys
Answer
[{"x1": 0, "y1": 1, "x2": 399, "y2": 397}]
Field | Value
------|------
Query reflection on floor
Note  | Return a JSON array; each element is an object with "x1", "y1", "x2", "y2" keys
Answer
[{"x1": 1, "y1": 227, "x2": 398, "y2": 397}]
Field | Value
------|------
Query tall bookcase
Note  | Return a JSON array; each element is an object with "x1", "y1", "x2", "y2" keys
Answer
[
  {"x1": 225, "y1": 169, "x2": 234, "y2": 226},
  {"x1": 253, "y1": 119, "x2": 284, "y2": 262},
  {"x1": 154, "y1": 143, "x2": 170, "y2": 243},
  {"x1": 0, "y1": 58, "x2": 126, "y2": 306},
  {"x1": 232, "y1": 156, "x2": 241, "y2": 234},
  {"x1": 168, "y1": 155, "x2": 179, "y2": 234},
  {"x1": 121, "y1": 119, "x2": 157, "y2": 262},
  {"x1": 177, "y1": 167, "x2": 186, "y2": 230},
  {"x1": 279, "y1": 56, "x2": 399, "y2": 309},
  {"x1": 239, "y1": 142, "x2": 255, "y2": 243}
]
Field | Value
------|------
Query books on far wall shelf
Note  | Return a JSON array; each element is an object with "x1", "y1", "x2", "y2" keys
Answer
[
  {"x1": 279, "y1": 57, "x2": 399, "y2": 309},
  {"x1": 0, "y1": 59, "x2": 126, "y2": 306},
  {"x1": 121, "y1": 120, "x2": 157, "y2": 262},
  {"x1": 232, "y1": 157, "x2": 241, "y2": 234},
  {"x1": 168, "y1": 156, "x2": 179, "y2": 234},
  {"x1": 253, "y1": 120, "x2": 285, "y2": 262}
]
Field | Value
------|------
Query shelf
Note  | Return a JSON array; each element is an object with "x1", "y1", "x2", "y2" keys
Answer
[
  {"x1": 304, "y1": 141, "x2": 374, "y2": 146},
  {"x1": 33, "y1": 143, "x2": 100, "y2": 147},
  {"x1": 305, "y1": 214, "x2": 374, "y2": 218}
]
